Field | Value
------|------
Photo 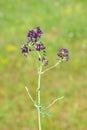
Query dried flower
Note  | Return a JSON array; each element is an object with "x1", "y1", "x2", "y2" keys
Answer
[
  {"x1": 44, "y1": 58, "x2": 48, "y2": 66},
  {"x1": 57, "y1": 48, "x2": 69, "y2": 61},
  {"x1": 39, "y1": 57, "x2": 48, "y2": 66}
]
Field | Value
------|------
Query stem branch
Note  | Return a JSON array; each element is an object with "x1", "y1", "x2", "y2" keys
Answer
[
  {"x1": 25, "y1": 86, "x2": 35, "y2": 104},
  {"x1": 42, "y1": 60, "x2": 61, "y2": 74},
  {"x1": 46, "y1": 96, "x2": 64, "y2": 109}
]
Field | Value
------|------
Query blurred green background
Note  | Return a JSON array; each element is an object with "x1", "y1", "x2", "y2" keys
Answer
[{"x1": 0, "y1": 0, "x2": 87, "y2": 130}]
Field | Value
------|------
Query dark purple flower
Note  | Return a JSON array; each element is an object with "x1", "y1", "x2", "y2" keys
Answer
[
  {"x1": 35, "y1": 43, "x2": 45, "y2": 51},
  {"x1": 35, "y1": 43, "x2": 40, "y2": 51},
  {"x1": 57, "y1": 48, "x2": 69, "y2": 61},
  {"x1": 21, "y1": 45, "x2": 28, "y2": 56},
  {"x1": 27, "y1": 27, "x2": 43, "y2": 43},
  {"x1": 36, "y1": 26, "x2": 43, "y2": 37},
  {"x1": 27, "y1": 30, "x2": 37, "y2": 43}
]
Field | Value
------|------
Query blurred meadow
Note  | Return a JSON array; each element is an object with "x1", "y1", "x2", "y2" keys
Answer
[{"x1": 0, "y1": 0, "x2": 87, "y2": 130}]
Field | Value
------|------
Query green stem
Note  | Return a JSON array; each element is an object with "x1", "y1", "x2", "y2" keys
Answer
[
  {"x1": 37, "y1": 64, "x2": 42, "y2": 130},
  {"x1": 42, "y1": 60, "x2": 61, "y2": 74},
  {"x1": 25, "y1": 86, "x2": 35, "y2": 104},
  {"x1": 46, "y1": 96, "x2": 64, "y2": 109}
]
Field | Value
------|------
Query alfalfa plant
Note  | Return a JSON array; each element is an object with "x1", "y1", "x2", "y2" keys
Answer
[{"x1": 21, "y1": 26, "x2": 69, "y2": 130}]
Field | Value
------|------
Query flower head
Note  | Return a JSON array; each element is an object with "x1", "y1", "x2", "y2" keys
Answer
[
  {"x1": 27, "y1": 27, "x2": 43, "y2": 43},
  {"x1": 21, "y1": 26, "x2": 48, "y2": 65},
  {"x1": 57, "y1": 48, "x2": 69, "y2": 61},
  {"x1": 35, "y1": 43, "x2": 46, "y2": 51},
  {"x1": 36, "y1": 26, "x2": 43, "y2": 37},
  {"x1": 21, "y1": 45, "x2": 28, "y2": 56}
]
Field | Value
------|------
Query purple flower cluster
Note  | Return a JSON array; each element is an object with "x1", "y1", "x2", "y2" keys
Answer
[
  {"x1": 27, "y1": 27, "x2": 43, "y2": 43},
  {"x1": 21, "y1": 44, "x2": 28, "y2": 56},
  {"x1": 21, "y1": 26, "x2": 69, "y2": 64},
  {"x1": 57, "y1": 48, "x2": 69, "y2": 61},
  {"x1": 21, "y1": 27, "x2": 48, "y2": 65},
  {"x1": 35, "y1": 43, "x2": 46, "y2": 51}
]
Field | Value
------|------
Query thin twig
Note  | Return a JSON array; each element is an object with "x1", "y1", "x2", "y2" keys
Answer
[
  {"x1": 41, "y1": 60, "x2": 61, "y2": 74},
  {"x1": 25, "y1": 86, "x2": 35, "y2": 104},
  {"x1": 46, "y1": 96, "x2": 64, "y2": 109}
]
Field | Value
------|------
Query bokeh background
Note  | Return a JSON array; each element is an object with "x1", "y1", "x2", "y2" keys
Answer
[{"x1": 0, "y1": 0, "x2": 87, "y2": 130}]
